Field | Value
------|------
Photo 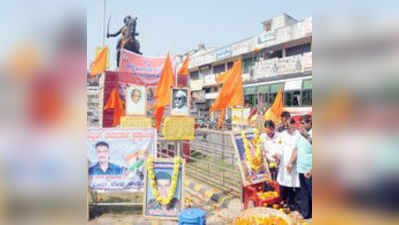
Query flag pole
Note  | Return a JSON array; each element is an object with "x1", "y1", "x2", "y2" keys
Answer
[{"x1": 102, "y1": 0, "x2": 106, "y2": 46}]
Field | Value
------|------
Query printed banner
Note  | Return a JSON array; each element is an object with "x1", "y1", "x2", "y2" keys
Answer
[
  {"x1": 162, "y1": 117, "x2": 195, "y2": 140},
  {"x1": 120, "y1": 116, "x2": 152, "y2": 128},
  {"x1": 88, "y1": 128, "x2": 157, "y2": 192},
  {"x1": 232, "y1": 108, "x2": 250, "y2": 126},
  {"x1": 120, "y1": 49, "x2": 165, "y2": 86},
  {"x1": 232, "y1": 130, "x2": 270, "y2": 186}
]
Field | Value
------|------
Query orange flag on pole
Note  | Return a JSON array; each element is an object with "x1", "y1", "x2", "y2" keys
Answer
[
  {"x1": 216, "y1": 68, "x2": 233, "y2": 84},
  {"x1": 104, "y1": 87, "x2": 125, "y2": 127},
  {"x1": 210, "y1": 59, "x2": 243, "y2": 128},
  {"x1": 177, "y1": 55, "x2": 189, "y2": 87},
  {"x1": 264, "y1": 87, "x2": 283, "y2": 123},
  {"x1": 90, "y1": 47, "x2": 108, "y2": 78},
  {"x1": 153, "y1": 54, "x2": 175, "y2": 130},
  {"x1": 177, "y1": 55, "x2": 189, "y2": 76}
]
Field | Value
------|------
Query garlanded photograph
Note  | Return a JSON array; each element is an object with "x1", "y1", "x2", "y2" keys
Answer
[{"x1": 143, "y1": 157, "x2": 185, "y2": 220}]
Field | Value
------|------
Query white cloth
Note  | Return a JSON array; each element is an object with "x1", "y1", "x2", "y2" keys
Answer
[
  {"x1": 260, "y1": 133, "x2": 283, "y2": 163},
  {"x1": 276, "y1": 130, "x2": 300, "y2": 188},
  {"x1": 172, "y1": 105, "x2": 189, "y2": 115}
]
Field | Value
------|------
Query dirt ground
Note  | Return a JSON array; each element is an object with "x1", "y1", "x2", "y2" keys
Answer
[{"x1": 88, "y1": 176, "x2": 311, "y2": 225}]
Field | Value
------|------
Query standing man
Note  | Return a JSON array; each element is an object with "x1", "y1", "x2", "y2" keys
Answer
[
  {"x1": 277, "y1": 111, "x2": 291, "y2": 133},
  {"x1": 277, "y1": 119, "x2": 300, "y2": 211},
  {"x1": 287, "y1": 114, "x2": 312, "y2": 219},
  {"x1": 260, "y1": 120, "x2": 282, "y2": 180}
]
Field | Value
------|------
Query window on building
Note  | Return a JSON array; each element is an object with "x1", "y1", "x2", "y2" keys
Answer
[
  {"x1": 213, "y1": 64, "x2": 225, "y2": 74},
  {"x1": 268, "y1": 49, "x2": 283, "y2": 58},
  {"x1": 242, "y1": 57, "x2": 254, "y2": 73},
  {"x1": 269, "y1": 83, "x2": 284, "y2": 105},
  {"x1": 302, "y1": 79, "x2": 312, "y2": 106},
  {"x1": 244, "y1": 95, "x2": 251, "y2": 106},
  {"x1": 286, "y1": 43, "x2": 311, "y2": 57},
  {"x1": 264, "y1": 22, "x2": 272, "y2": 32},
  {"x1": 270, "y1": 93, "x2": 277, "y2": 105},
  {"x1": 257, "y1": 85, "x2": 270, "y2": 106},
  {"x1": 227, "y1": 61, "x2": 234, "y2": 69},
  {"x1": 284, "y1": 90, "x2": 301, "y2": 107},
  {"x1": 190, "y1": 71, "x2": 199, "y2": 80},
  {"x1": 302, "y1": 89, "x2": 312, "y2": 106},
  {"x1": 258, "y1": 93, "x2": 270, "y2": 106},
  {"x1": 244, "y1": 95, "x2": 257, "y2": 107}
]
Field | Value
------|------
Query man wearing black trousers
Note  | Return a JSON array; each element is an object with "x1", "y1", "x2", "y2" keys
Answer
[{"x1": 287, "y1": 115, "x2": 312, "y2": 219}]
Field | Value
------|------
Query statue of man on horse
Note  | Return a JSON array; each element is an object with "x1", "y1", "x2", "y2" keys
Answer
[{"x1": 107, "y1": 15, "x2": 142, "y2": 67}]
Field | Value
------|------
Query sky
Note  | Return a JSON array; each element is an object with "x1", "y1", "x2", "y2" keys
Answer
[
  {"x1": 87, "y1": 0, "x2": 314, "y2": 70},
  {"x1": 0, "y1": 1, "x2": 397, "y2": 69}
]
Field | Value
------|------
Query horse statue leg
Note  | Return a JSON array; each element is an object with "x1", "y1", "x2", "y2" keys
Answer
[{"x1": 116, "y1": 38, "x2": 122, "y2": 67}]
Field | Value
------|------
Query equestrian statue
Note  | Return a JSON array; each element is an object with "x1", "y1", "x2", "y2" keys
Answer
[{"x1": 107, "y1": 15, "x2": 142, "y2": 67}]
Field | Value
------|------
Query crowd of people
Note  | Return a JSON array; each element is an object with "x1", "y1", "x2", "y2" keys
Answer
[{"x1": 260, "y1": 111, "x2": 312, "y2": 219}]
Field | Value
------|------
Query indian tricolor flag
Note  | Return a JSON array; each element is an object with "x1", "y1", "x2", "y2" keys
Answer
[{"x1": 125, "y1": 149, "x2": 148, "y2": 172}]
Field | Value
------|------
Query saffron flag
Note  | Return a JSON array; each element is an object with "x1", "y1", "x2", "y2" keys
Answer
[
  {"x1": 177, "y1": 55, "x2": 189, "y2": 87},
  {"x1": 210, "y1": 59, "x2": 243, "y2": 128},
  {"x1": 177, "y1": 55, "x2": 189, "y2": 76},
  {"x1": 153, "y1": 54, "x2": 174, "y2": 130},
  {"x1": 264, "y1": 87, "x2": 283, "y2": 123},
  {"x1": 216, "y1": 67, "x2": 233, "y2": 84},
  {"x1": 104, "y1": 87, "x2": 125, "y2": 127},
  {"x1": 90, "y1": 47, "x2": 108, "y2": 78}
]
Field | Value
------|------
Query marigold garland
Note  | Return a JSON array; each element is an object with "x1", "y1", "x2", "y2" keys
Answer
[
  {"x1": 147, "y1": 156, "x2": 181, "y2": 205},
  {"x1": 241, "y1": 129, "x2": 262, "y2": 170}
]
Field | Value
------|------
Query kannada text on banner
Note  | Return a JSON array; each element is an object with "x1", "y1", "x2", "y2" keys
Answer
[
  {"x1": 120, "y1": 116, "x2": 152, "y2": 128},
  {"x1": 88, "y1": 128, "x2": 157, "y2": 192},
  {"x1": 119, "y1": 49, "x2": 165, "y2": 86},
  {"x1": 162, "y1": 117, "x2": 195, "y2": 140}
]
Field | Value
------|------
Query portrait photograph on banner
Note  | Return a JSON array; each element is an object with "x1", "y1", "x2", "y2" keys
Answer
[
  {"x1": 170, "y1": 88, "x2": 190, "y2": 116},
  {"x1": 143, "y1": 157, "x2": 185, "y2": 220},
  {"x1": 88, "y1": 128, "x2": 157, "y2": 192},
  {"x1": 126, "y1": 85, "x2": 147, "y2": 115},
  {"x1": 232, "y1": 129, "x2": 270, "y2": 186}
]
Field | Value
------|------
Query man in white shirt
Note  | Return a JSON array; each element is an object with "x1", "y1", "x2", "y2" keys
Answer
[
  {"x1": 260, "y1": 120, "x2": 282, "y2": 180},
  {"x1": 276, "y1": 118, "x2": 300, "y2": 211}
]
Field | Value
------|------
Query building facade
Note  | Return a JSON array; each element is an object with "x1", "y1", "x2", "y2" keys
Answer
[{"x1": 186, "y1": 13, "x2": 312, "y2": 118}]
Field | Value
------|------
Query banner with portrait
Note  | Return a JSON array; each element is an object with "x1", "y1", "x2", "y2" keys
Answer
[
  {"x1": 88, "y1": 128, "x2": 157, "y2": 192},
  {"x1": 143, "y1": 158, "x2": 185, "y2": 220},
  {"x1": 231, "y1": 130, "x2": 270, "y2": 186}
]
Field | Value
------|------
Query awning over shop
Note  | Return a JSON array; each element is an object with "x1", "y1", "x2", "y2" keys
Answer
[
  {"x1": 271, "y1": 83, "x2": 284, "y2": 93},
  {"x1": 303, "y1": 79, "x2": 312, "y2": 89},
  {"x1": 244, "y1": 86, "x2": 257, "y2": 95},
  {"x1": 284, "y1": 80, "x2": 302, "y2": 91},
  {"x1": 257, "y1": 84, "x2": 270, "y2": 93}
]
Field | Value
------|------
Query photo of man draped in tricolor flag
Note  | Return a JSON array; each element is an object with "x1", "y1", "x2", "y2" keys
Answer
[{"x1": 125, "y1": 144, "x2": 149, "y2": 187}]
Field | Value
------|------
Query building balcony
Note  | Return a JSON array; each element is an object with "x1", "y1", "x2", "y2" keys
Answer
[{"x1": 249, "y1": 52, "x2": 312, "y2": 81}]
